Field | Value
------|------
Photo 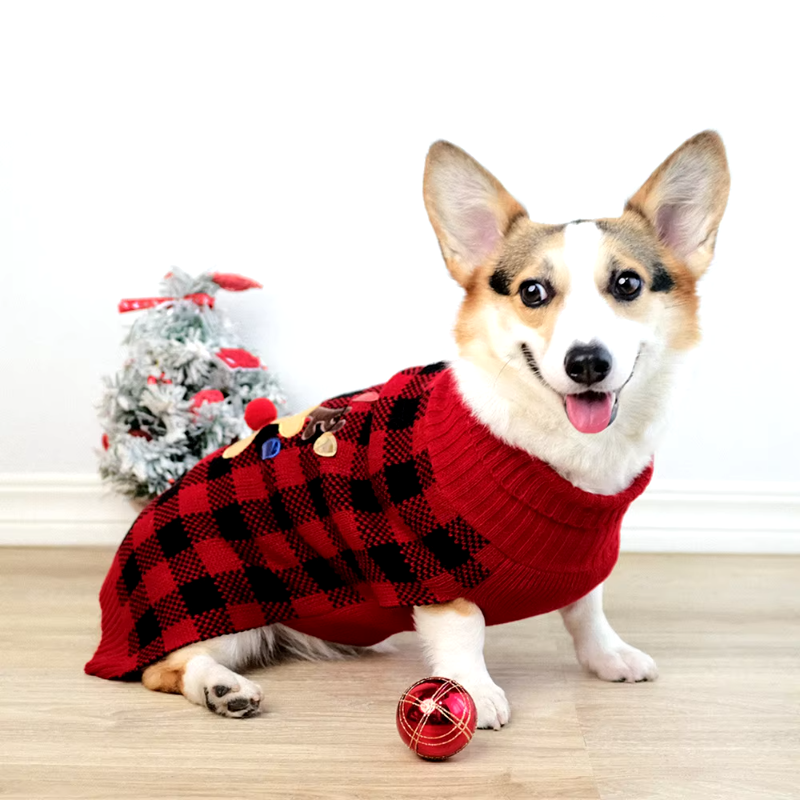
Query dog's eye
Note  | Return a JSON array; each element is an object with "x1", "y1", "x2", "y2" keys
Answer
[
  {"x1": 519, "y1": 280, "x2": 551, "y2": 308},
  {"x1": 611, "y1": 271, "x2": 643, "y2": 301}
]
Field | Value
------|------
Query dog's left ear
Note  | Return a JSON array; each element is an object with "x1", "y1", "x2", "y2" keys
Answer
[
  {"x1": 627, "y1": 131, "x2": 730, "y2": 278},
  {"x1": 423, "y1": 141, "x2": 527, "y2": 287}
]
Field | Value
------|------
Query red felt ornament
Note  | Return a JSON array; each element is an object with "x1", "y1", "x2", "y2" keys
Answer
[
  {"x1": 190, "y1": 389, "x2": 225, "y2": 411},
  {"x1": 217, "y1": 348, "x2": 261, "y2": 369},
  {"x1": 396, "y1": 678, "x2": 477, "y2": 761},
  {"x1": 211, "y1": 273, "x2": 263, "y2": 292},
  {"x1": 128, "y1": 429, "x2": 152, "y2": 441},
  {"x1": 244, "y1": 397, "x2": 278, "y2": 430},
  {"x1": 101, "y1": 433, "x2": 110, "y2": 451}
]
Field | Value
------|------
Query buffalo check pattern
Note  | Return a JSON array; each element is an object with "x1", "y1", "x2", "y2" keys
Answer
[{"x1": 103, "y1": 363, "x2": 493, "y2": 675}]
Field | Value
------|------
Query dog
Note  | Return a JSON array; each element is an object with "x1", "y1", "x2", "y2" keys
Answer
[{"x1": 87, "y1": 131, "x2": 729, "y2": 729}]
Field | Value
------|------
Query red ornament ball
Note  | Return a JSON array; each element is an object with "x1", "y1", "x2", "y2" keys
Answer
[
  {"x1": 396, "y1": 678, "x2": 477, "y2": 761},
  {"x1": 244, "y1": 397, "x2": 278, "y2": 430}
]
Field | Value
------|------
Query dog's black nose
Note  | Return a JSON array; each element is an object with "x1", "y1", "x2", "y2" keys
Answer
[{"x1": 564, "y1": 343, "x2": 612, "y2": 386}]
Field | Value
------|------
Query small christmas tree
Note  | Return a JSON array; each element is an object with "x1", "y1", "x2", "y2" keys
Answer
[{"x1": 98, "y1": 268, "x2": 285, "y2": 499}]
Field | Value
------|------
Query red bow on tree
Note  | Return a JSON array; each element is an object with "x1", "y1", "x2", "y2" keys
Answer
[{"x1": 118, "y1": 273, "x2": 261, "y2": 314}]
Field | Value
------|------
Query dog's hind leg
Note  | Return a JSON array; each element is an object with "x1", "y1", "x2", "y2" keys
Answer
[
  {"x1": 559, "y1": 583, "x2": 658, "y2": 683},
  {"x1": 142, "y1": 628, "x2": 266, "y2": 718},
  {"x1": 142, "y1": 625, "x2": 365, "y2": 718}
]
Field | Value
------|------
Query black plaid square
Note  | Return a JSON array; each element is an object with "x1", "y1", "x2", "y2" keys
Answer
[
  {"x1": 207, "y1": 456, "x2": 232, "y2": 480},
  {"x1": 135, "y1": 607, "x2": 161, "y2": 648},
  {"x1": 180, "y1": 576, "x2": 225, "y2": 616},
  {"x1": 384, "y1": 460, "x2": 422, "y2": 505},
  {"x1": 270, "y1": 491, "x2": 293, "y2": 531},
  {"x1": 303, "y1": 556, "x2": 345, "y2": 591},
  {"x1": 387, "y1": 397, "x2": 420, "y2": 431},
  {"x1": 245, "y1": 565, "x2": 292, "y2": 603},
  {"x1": 368, "y1": 542, "x2": 418, "y2": 583},
  {"x1": 423, "y1": 526, "x2": 470, "y2": 570},
  {"x1": 336, "y1": 549, "x2": 365, "y2": 582},
  {"x1": 350, "y1": 478, "x2": 382, "y2": 513},
  {"x1": 214, "y1": 503, "x2": 251, "y2": 542},
  {"x1": 121, "y1": 551, "x2": 142, "y2": 594},
  {"x1": 156, "y1": 517, "x2": 191, "y2": 558}
]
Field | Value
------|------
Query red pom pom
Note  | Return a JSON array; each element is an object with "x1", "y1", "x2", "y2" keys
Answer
[
  {"x1": 211, "y1": 273, "x2": 263, "y2": 292},
  {"x1": 101, "y1": 433, "x2": 110, "y2": 451},
  {"x1": 217, "y1": 348, "x2": 261, "y2": 369},
  {"x1": 244, "y1": 398, "x2": 278, "y2": 430},
  {"x1": 191, "y1": 389, "x2": 225, "y2": 411},
  {"x1": 129, "y1": 429, "x2": 152, "y2": 441},
  {"x1": 396, "y1": 678, "x2": 477, "y2": 761}
]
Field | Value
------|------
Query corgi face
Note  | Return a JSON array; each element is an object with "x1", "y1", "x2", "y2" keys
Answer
[{"x1": 424, "y1": 132, "x2": 729, "y2": 446}]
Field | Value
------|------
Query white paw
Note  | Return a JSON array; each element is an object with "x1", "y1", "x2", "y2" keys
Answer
[
  {"x1": 454, "y1": 676, "x2": 510, "y2": 730},
  {"x1": 185, "y1": 659, "x2": 263, "y2": 718},
  {"x1": 579, "y1": 643, "x2": 658, "y2": 683},
  {"x1": 203, "y1": 671, "x2": 263, "y2": 718}
]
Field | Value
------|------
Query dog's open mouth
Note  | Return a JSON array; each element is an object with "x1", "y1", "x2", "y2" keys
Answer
[
  {"x1": 564, "y1": 391, "x2": 618, "y2": 434},
  {"x1": 521, "y1": 343, "x2": 620, "y2": 434}
]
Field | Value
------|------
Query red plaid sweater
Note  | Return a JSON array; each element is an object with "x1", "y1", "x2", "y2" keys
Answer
[{"x1": 86, "y1": 363, "x2": 652, "y2": 679}]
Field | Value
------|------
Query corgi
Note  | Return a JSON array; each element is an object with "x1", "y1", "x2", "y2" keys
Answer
[{"x1": 87, "y1": 131, "x2": 729, "y2": 730}]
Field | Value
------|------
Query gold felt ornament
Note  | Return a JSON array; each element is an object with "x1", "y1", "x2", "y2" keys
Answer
[
  {"x1": 278, "y1": 406, "x2": 318, "y2": 438},
  {"x1": 313, "y1": 432, "x2": 338, "y2": 457},
  {"x1": 222, "y1": 430, "x2": 259, "y2": 459}
]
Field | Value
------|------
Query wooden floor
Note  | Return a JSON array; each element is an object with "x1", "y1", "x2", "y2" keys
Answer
[{"x1": 0, "y1": 550, "x2": 798, "y2": 800}]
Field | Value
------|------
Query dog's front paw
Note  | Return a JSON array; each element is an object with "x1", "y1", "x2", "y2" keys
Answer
[
  {"x1": 454, "y1": 676, "x2": 510, "y2": 730},
  {"x1": 201, "y1": 671, "x2": 263, "y2": 718},
  {"x1": 578, "y1": 643, "x2": 658, "y2": 683}
]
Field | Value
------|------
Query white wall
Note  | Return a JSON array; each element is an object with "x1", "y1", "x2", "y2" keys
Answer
[{"x1": 1, "y1": 1, "x2": 797, "y2": 482}]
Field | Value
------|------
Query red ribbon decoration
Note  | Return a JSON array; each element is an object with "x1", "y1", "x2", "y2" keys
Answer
[{"x1": 118, "y1": 293, "x2": 215, "y2": 313}]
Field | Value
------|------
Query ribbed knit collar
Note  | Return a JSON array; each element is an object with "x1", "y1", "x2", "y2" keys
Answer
[{"x1": 421, "y1": 368, "x2": 653, "y2": 566}]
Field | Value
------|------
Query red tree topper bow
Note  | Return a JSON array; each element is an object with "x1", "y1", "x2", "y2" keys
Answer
[{"x1": 118, "y1": 273, "x2": 261, "y2": 313}]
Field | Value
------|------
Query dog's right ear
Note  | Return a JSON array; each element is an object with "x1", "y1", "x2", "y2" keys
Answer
[{"x1": 423, "y1": 142, "x2": 527, "y2": 288}]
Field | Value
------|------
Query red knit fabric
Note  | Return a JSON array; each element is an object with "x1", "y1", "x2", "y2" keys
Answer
[{"x1": 86, "y1": 363, "x2": 652, "y2": 680}]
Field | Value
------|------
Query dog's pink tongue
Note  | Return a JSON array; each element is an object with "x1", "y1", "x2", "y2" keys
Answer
[{"x1": 565, "y1": 392, "x2": 614, "y2": 434}]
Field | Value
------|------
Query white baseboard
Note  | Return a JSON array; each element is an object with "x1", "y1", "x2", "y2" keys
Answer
[{"x1": 1, "y1": 473, "x2": 798, "y2": 553}]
